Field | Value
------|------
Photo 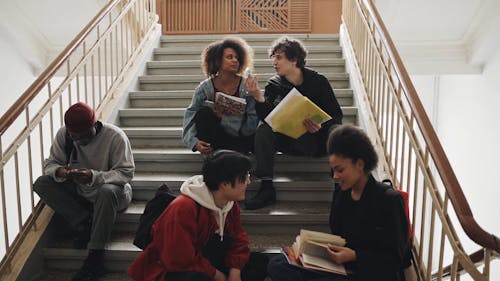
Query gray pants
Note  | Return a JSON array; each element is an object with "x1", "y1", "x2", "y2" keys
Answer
[
  {"x1": 254, "y1": 123, "x2": 331, "y2": 179},
  {"x1": 33, "y1": 175, "x2": 132, "y2": 249}
]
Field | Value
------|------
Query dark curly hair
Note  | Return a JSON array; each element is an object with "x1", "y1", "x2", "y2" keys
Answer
[
  {"x1": 327, "y1": 125, "x2": 378, "y2": 174},
  {"x1": 268, "y1": 36, "x2": 307, "y2": 68},
  {"x1": 201, "y1": 37, "x2": 253, "y2": 78}
]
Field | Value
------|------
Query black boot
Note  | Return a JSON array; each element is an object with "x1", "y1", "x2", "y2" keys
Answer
[
  {"x1": 71, "y1": 249, "x2": 106, "y2": 281},
  {"x1": 245, "y1": 180, "x2": 276, "y2": 210}
]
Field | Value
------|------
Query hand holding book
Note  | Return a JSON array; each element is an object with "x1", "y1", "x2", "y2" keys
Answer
[
  {"x1": 264, "y1": 88, "x2": 332, "y2": 139},
  {"x1": 283, "y1": 229, "x2": 348, "y2": 275}
]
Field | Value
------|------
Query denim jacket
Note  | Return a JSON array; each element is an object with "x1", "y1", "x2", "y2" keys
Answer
[{"x1": 182, "y1": 78, "x2": 259, "y2": 150}]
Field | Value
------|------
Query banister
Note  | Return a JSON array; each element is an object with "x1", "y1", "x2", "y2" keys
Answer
[
  {"x1": 361, "y1": 0, "x2": 499, "y2": 253},
  {"x1": 0, "y1": 0, "x2": 121, "y2": 136}
]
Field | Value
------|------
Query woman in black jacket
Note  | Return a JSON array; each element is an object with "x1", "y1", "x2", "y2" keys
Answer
[{"x1": 268, "y1": 125, "x2": 411, "y2": 281}]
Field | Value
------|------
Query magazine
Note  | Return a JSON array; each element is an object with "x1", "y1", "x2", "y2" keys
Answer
[
  {"x1": 214, "y1": 91, "x2": 246, "y2": 115},
  {"x1": 264, "y1": 88, "x2": 332, "y2": 138}
]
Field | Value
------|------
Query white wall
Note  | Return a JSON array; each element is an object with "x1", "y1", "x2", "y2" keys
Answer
[{"x1": 0, "y1": 36, "x2": 36, "y2": 114}]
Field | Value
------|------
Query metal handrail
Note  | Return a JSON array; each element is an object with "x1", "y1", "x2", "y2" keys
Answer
[
  {"x1": 361, "y1": 0, "x2": 499, "y2": 254},
  {"x1": 0, "y1": 0, "x2": 158, "y2": 277},
  {"x1": 342, "y1": 0, "x2": 498, "y2": 279}
]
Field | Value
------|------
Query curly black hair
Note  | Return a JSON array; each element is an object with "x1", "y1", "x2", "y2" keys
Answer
[
  {"x1": 201, "y1": 37, "x2": 253, "y2": 78},
  {"x1": 268, "y1": 36, "x2": 307, "y2": 68},
  {"x1": 327, "y1": 125, "x2": 378, "y2": 173}
]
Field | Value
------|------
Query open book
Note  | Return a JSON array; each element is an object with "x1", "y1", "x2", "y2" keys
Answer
[
  {"x1": 284, "y1": 229, "x2": 347, "y2": 275},
  {"x1": 264, "y1": 88, "x2": 332, "y2": 139},
  {"x1": 214, "y1": 91, "x2": 246, "y2": 115}
]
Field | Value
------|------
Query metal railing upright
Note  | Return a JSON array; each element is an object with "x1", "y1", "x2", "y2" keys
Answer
[{"x1": 0, "y1": 0, "x2": 158, "y2": 277}]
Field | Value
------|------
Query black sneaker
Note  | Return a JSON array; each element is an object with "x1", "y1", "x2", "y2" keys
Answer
[
  {"x1": 71, "y1": 259, "x2": 106, "y2": 281},
  {"x1": 245, "y1": 181, "x2": 276, "y2": 210}
]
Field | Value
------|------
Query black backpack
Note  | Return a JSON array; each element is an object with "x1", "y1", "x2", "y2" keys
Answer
[
  {"x1": 133, "y1": 183, "x2": 200, "y2": 250},
  {"x1": 133, "y1": 183, "x2": 177, "y2": 250}
]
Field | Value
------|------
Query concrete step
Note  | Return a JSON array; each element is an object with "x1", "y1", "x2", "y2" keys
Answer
[
  {"x1": 116, "y1": 201, "x2": 330, "y2": 234},
  {"x1": 130, "y1": 172, "x2": 334, "y2": 201},
  {"x1": 138, "y1": 72, "x2": 350, "y2": 91},
  {"x1": 160, "y1": 33, "x2": 339, "y2": 48},
  {"x1": 123, "y1": 127, "x2": 184, "y2": 148},
  {"x1": 119, "y1": 106, "x2": 357, "y2": 127},
  {"x1": 130, "y1": 148, "x2": 332, "y2": 174},
  {"x1": 129, "y1": 88, "x2": 354, "y2": 108},
  {"x1": 42, "y1": 232, "x2": 297, "y2": 272},
  {"x1": 153, "y1": 45, "x2": 343, "y2": 60},
  {"x1": 35, "y1": 270, "x2": 133, "y2": 281},
  {"x1": 146, "y1": 58, "x2": 346, "y2": 75}
]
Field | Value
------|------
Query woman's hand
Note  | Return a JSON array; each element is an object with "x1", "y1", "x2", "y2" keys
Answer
[
  {"x1": 195, "y1": 140, "x2": 213, "y2": 157},
  {"x1": 244, "y1": 76, "x2": 265, "y2": 103},
  {"x1": 326, "y1": 244, "x2": 357, "y2": 264},
  {"x1": 227, "y1": 268, "x2": 241, "y2": 281},
  {"x1": 214, "y1": 269, "x2": 227, "y2": 281},
  {"x1": 303, "y1": 118, "x2": 321, "y2": 133}
]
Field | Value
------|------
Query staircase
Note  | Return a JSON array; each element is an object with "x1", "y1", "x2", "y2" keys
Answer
[{"x1": 36, "y1": 34, "x2": 358, "y2": 280}]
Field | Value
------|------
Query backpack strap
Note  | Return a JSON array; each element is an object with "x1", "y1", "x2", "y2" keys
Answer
[
  {"x1": 64, "y1": 130, "x2": 75, "y2": 164},
  {"x1": 64, "y1": 121, "x2": 103, "y2": 164}
]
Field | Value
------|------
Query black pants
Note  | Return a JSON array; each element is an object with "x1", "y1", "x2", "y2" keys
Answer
[
  {"x1": 254, "y1": 123, "x2": 334, "y2": 179},
  {"x1": 194, "y1": 107, "x2": 254, "y2": 153},
  {"x1": 166, "y1": 234, "x2": 268, "y2": 281}
]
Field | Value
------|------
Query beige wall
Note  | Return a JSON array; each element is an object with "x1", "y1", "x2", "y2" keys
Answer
[{"x1": 311, "y1": 0, "x2": 342, "y2": 33}]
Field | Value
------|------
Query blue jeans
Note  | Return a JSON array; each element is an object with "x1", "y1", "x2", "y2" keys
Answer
[{"x1": 268, "y1": 255, "x2": 349, "y2": 281}]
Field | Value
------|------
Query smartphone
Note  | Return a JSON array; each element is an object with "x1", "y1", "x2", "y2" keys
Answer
[
  {"x1": 204, "y1": 100, "x2": 215, "y2": 109},
  {"x1": 68, "y1": 168, "x2": 88, "y2": 177},
  {"x1": 244, "y1": 67, "x2": 253, "y2": 79}
]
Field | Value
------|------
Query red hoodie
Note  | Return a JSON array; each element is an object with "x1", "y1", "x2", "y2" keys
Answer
[{"x1": 128, "y1": 194, "x2": 250, "y2": 281}]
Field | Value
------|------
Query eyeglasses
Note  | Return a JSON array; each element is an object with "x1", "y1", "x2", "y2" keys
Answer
[{"x1": 238, "y1": 171, "x2": 252, "y2": 183}]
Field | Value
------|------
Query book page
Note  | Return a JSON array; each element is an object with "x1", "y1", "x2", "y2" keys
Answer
[
  {"x1": 301, "y1": 253, "x2": 347, "y2": 275},
  {"x1": 300, "y1": 229, "x2": 346, "y2": 247},
  {"x1": 264, "y1": 88, "x2": 332, "y2": 139}
]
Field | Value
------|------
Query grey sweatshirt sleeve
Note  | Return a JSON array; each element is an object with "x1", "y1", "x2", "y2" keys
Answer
[{"x1": 44, "y1": 127, "x2": 69, "y2": 182}]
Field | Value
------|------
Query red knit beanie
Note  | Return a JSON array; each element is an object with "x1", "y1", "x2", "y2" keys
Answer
[{"x1": 64, "y1": 102, "x2": 96, "y2": 134}]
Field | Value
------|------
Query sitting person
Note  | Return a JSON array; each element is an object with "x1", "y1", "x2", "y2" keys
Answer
[
  {"x1": 267, "y1": 125, "x2": 412, "y2": 281},
  {"x1": 33, "y1": 102, "x2": 134, "y2": 281},
  {"x1": 128, "y1": 150, "x2": 268, "y2": 281},
  {"x1": 244, "y1": 36, "x2": 343, "y2": 210},
  {"x1": 182, "y1": 37, "x2": 259, "y2": 157}
]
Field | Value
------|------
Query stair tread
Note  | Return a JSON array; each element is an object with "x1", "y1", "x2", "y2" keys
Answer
[
  {"x1": 46, "y1": 232, "x2": 297, "y2": 253},
  {"x1": 35, "y1": 270, "x2": 133, "y2": 281},
  {"x1": 131, "y1": 171, "x2": 332, "y2": 183},
  {"x1": 139, "y1": 72, "x2": 349, "y2": 80},
  {"x1": 129, "y1": 88, "x2": 353, "y2": 97},
  {"x1": 154, "y1": 45, "x2": 341, "y2": 53},
  {"x1": 147, "y1": 58, "x2": 345, "y2": 67},
  {"x1": 124, "y1": 201, "x2": 330, "y2": 216}
]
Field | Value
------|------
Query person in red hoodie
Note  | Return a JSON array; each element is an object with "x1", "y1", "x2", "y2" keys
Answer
[{"x1": 128, "y1": 150, "x2": 268, "y2": 281}]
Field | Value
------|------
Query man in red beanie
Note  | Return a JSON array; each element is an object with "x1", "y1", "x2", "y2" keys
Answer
[{"x1": 34, "y1": 102, "x2": 135, "y2": 281}]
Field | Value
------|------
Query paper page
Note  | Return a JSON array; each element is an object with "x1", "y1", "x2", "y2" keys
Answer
[{"x1": 301, "y1": 253, "x2": 347, "y2": 275}]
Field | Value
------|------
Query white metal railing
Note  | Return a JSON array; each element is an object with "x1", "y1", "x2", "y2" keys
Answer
[
  {"x1": 0, "y1": 0, "x2": 158, "y2": 276},
  {"x1": 342, "y1": 0, "x2": 499, "y2": 280}
]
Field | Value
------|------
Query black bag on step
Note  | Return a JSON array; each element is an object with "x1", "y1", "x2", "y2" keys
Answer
[{"x1": 133, "y1": 183, "x2": 176, "y2": 250}]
